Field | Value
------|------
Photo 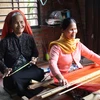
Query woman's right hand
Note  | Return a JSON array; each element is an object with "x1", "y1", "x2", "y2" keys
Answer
[
  {"x1": 30, "y1": 57, "x2": 38, "y2": 65},
  {"x1": 56, "y1": 74, "x2": 69, "y2": 86},
  {"x1": 2, "y1": 68, "x2": 12, "y2": 78},
  {"x1": 58, "y1": 77, "x2": 69, "y2": 86}
]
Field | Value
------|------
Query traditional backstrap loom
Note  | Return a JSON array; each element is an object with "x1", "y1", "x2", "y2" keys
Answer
[{"x1": 29, "y1": 63, "x2": 100, "y2": 100}]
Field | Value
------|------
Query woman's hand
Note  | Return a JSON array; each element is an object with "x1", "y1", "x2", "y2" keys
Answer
[
  {"x1": 2, "y1": 68, "x2": 12, "y2": 78},
  {"x1": 30, "y1": 57, "x2": 38, "y2": 65},
  {"x1": 56, "y1": 74, "x2": 69, "y2": 86},
  {"x1": 58, "y1": 78, "x2": 68, "y2": 86}
]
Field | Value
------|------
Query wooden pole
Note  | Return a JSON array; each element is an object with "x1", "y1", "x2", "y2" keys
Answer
[
  {"x1": 28, "y1": 78, "x2": 54, "y2": 89},
  {"x1": 69, "y1": 69, "x2": 100, "y2": 85},
  {"x1": 58, "y1": 75, "x2": 100, "y2": 95},
  {"x1": 9, "y1": 62, "x2": 30, "y2": 76}
]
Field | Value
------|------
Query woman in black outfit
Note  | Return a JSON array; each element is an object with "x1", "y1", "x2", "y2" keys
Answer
[{"x1": 0, "y1": 10, "x2": 44, "y2": 99}]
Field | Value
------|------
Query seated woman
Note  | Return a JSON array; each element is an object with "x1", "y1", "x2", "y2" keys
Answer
[
  {"x1": 0, "y1": 10, "x2": 44, "y2": 99},
  {"x1": 49, "y1": 18, "x2": 100, "y2": 86}
]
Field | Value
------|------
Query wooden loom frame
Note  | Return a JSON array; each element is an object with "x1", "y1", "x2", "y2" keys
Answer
[{"x1": 29, "y1": 63, "x2": 100, "y2": 100}]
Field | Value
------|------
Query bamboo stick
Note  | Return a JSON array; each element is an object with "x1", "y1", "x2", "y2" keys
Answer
[
  {"x1": 30, "y1": 80, "x2": 39, "y2": 84},
  {"x1": 28, "y1": 78, "x2": 54, "y2": 89},
  {"x1": 58, "y1": 75, "x2": 100, "y2": 95},
  {"x1": 9, "y1": 62, "x2": 30, "y2": 76},
  {"x1": 69, "y1": 69, "x2": 100, "y2": 85},
  {"x1": 37, "y1": 85, "x2": 68, "y2": 97}
]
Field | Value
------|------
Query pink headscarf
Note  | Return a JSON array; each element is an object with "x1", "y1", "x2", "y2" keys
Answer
[{"x1": 1, "y1": 10, "x2": 33, "y2": 39}]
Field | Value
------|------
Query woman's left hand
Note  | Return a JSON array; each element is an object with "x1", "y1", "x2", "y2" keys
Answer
[{"x1": 30, "y1": 57, "x2": 38, "y2": 65}]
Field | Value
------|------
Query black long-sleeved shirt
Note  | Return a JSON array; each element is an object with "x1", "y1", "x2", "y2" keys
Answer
[{"x1": 0, "y1": 33, "x2": 38, "y2": 73}]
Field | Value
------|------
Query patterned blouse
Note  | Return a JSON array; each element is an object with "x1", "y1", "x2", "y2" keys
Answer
[{"x1": 0, "y1": 33, "x2": 38, "y2": 73}]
